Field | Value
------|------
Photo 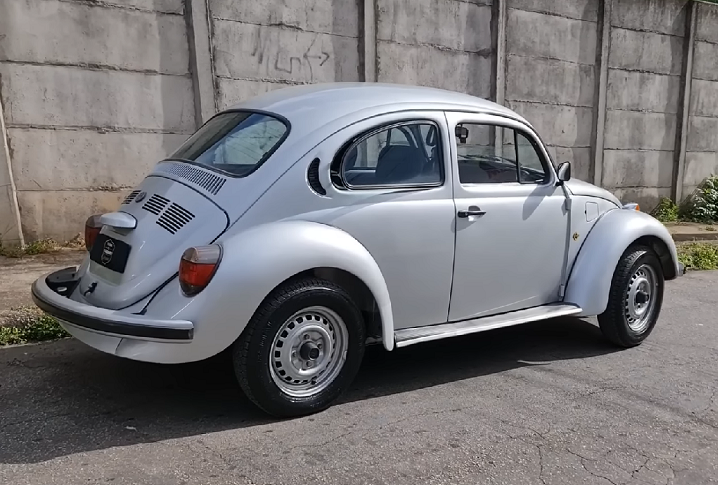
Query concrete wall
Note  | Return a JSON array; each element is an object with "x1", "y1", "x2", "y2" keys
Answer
[
  {"x1": 0, "y1": 0, "x2": 194, "y2": 242},
  {"x1": 376, "y1": 0, "x2": 494, "y2": 97},
  {"x1": 208, "y1": 0, "x2": 362, "y2": 110},
  {"x1": 686, "y1": 2, "x2": 718, "y2": 196},
  {"x1": 603, "y1": 0, "x2": 689, "y2": 206},
  {"x1": 505, "y1": 0, "x2": 599, "y2": 182},
  {"x1": 1, "y1": 0, "x2": 718, "y2": 243}
]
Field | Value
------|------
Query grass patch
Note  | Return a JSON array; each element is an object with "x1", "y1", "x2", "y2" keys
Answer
[
  {"x1": 0, "y1": 235, "x2": 83, "y2": 259},
  {"x1": 0, "y1": 307, "x2": 69, "y2": 346},
  {"x1": 677, "y1": 242, "x2": 718, "y2": 271},
  {"x1": 652, "y1": 197, "x2": 679, "y2": 223}
]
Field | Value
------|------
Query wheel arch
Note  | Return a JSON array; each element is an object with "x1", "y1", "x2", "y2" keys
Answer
[
  {"x1": 195, "y1": 220, "x2": 396, "y2": 356},
  {"x1": 271, "y1": 266, "x2": 384, "y2": 343},
  {"x1": 564, "y1": 209, "x2": 678, "y2": 316}
]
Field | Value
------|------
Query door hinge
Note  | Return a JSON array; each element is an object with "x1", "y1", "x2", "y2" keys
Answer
[
  {"x1": 559, "y1": 284, "x2": 566, "y2": 298},
  {"x1": 564, "y1": 198, "x2": 572, "y2": 211}
]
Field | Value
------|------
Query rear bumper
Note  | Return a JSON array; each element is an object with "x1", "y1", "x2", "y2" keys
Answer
[{"x1": 32, "y1": 268, "x2": 194, "y2": 342}]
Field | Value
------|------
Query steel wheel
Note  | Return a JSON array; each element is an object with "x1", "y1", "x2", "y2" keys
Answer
[
  {"x1": 269, "y1": 306, "x2": 349, "y2": 397},
  {"x1": 624, "y1": 264, "x2": 658, "y2": 333},
  {"x1": 598, "y1": 246, "x2": 664, "y2": 348}
]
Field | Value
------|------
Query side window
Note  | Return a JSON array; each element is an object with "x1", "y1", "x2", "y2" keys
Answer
[
  {"x1": 515, "y1": 132, "x2": 548, "y2": 183},
  {"x1": 455, "y1": 123, "x2": 548, "y2": 184},
  {"x1": 338, "y1": 122, "x2": 443, "y2": 188}
]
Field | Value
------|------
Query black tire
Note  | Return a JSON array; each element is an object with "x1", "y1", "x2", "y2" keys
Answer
[
  {"x1": 233, "y1": 278, "x2": 365, "y2": 418},
  {"x1": 598, "y1": 246, "x2": 664, "y2": 348}
]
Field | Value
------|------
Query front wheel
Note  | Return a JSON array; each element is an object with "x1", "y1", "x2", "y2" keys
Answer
[
  {"x1": 598, "y1": 246, "x2": 664, "y2": 348},
  {"x1": 233, "y1": 278, "x2": 366, "y2": 418}
]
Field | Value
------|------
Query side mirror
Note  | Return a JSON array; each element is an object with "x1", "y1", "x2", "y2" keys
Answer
[{"x1": 557, "y1": 161, "x2": 571, "y2": 185}]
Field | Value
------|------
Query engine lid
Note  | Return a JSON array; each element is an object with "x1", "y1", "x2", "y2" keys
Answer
[{"x1": 78, "y1": 175, "x2": 229, "y2": 310}]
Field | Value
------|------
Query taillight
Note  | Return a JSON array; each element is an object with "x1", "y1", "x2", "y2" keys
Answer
[
  {"x1": 85, "y1": 215, "x2": 103, "y2": 251},
  {"x1": 179, "y1": 245, "x2": 222, "y2": 296}
]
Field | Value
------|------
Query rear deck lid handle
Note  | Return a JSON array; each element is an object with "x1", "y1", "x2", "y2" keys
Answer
[{"x1": 100, "y1": 211, "x2": 137, "y2": 230}]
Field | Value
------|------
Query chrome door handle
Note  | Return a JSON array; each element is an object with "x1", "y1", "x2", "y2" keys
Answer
[{"x1": 458, "y1": 206, "x2": 486, "y2": 218}]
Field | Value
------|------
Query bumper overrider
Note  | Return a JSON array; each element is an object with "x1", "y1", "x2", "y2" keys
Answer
[{"x1": 32, "y1": 267, "x2": 194, "y2": 342}]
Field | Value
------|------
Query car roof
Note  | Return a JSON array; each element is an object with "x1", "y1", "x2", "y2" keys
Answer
[{"x1": 226, "y1": 82, "x2": 531, "y2": 128}]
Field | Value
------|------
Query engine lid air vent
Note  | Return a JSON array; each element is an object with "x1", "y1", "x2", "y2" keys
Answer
[
  {"x1": 157, "y1": 162, "x2": 227, "y2": 195},
  {"x1": 307, "y1": 158, "x2": 326, "y2": 195},
  {"x1": 156, "y1": 203, "x2": 195, "y2": 234},
  {"x1": 142, "y1": 194, "x2": 170, "y2": 215},
  {"x1": 121, "y1": 190, "x2": 141, "y2": 205}
]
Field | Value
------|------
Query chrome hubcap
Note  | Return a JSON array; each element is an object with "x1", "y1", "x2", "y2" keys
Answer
[
  {"x1": 269, "y1": 306, "x2": 348, "y2": 398},
  {"x1": 625, "y1": 264, "x2": 657, "y2": 333}
]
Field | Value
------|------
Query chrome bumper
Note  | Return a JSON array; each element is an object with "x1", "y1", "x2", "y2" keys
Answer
[{"x1": 32, "y1": 268, "x2": 194, "y2": 342}]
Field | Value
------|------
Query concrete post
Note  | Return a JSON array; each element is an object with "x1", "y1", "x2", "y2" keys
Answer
[
  {"x1": 0, "y1": 92, "x2": 25, "y2": 247},
  {"x1": 494, "y1": 0, "x2": 507, "y2": 107},
  {"x1": 362, "y1": 0, "x2": 377, "y2": 82},
  {"x1": 592, "y1": 0, "x2": 613, "y2": 188},
  {"x1": 672, "y1": 1, "x2": 697, "y2": 203},
  {"x1": 186, "y1": 0, "x2": 217, "y2": 127},
  {"x1": 493, "y1": 0, "x2": 507, "y2": 157}
]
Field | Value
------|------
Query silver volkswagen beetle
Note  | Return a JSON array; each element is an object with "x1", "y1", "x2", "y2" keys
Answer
[{"x1": 32, "y1": 83, "x2": 683, "y2": 417}]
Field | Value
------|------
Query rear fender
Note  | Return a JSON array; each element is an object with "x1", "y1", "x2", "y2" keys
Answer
[
  {"x1": 152, "y1": 220, "x2": 395, "y2": 358},
  {"x1": 564, "y1": 208, "x2": 679, "y2": 316}
]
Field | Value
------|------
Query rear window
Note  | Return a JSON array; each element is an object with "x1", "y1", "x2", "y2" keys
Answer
[{"x1": 169, "y1": 111, "x2": 289, "y2": 177}]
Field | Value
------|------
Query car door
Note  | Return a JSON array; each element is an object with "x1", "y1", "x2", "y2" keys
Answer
[
  {"x1": 304, "y1": 111, "x2": 457, "y2": 330},
  {"x1": 445, "y1": 111, "x2": 570, "y2": 322}
]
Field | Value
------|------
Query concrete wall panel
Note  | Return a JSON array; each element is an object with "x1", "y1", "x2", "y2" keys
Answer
[
  {"x1": 684, "y1": 152, "x2": 718, "y2": 190},
  {"x1": 687, "y1": 117, "x2": 718, "y2": 152},
  {"x1": 609, "y1": 28, "x2": 684, "y2": 75},
  {"x1": 212, "y1": 20, "x2": 360, "y2": 84},
  {"x1": 603, "y1": 150, "x2": 674, "y2": 188},
  {"x1": 507, "y1": 101, "x2": 594, "y2": 148},
  {"x1": 506, "y1": 56, "x2": 594, "y2": 107},
  {"x1": 604, "y1": 111, "x2": 677, "y2": 151},
  {"x1": 209, "y1": 0, "x2": 360, "y2": 37},
  {"x1": 0, "y1": 64, "x2": 195, "y2": 132},
  {"x1": 611, "y1": 0, "x2": 689, "y2": 36},
  {"x1": 696, "y1": 3, "x2": 718, "y2": 44},
  {"x1": 377, "y1": 42, "x2": 492, "y2": 97},
  {"x1": 607, "y1": 70, "x2": 680, "y2": 113},
  {"x1": 216, "y1": 78, "x2": 292, "y2": 110},
  {"x1": 612, "y1": 187, "x2": 671, "y2": 210},
  {"x1": 507, "y1": 9, "x2": 597, "y2": 64},
  {"x1": 0, "y1": 0, "x2": 189, "y2": 75},
  {"x1": 8, "y1": 129, "x2": 187, "y2": 191},
  {"x1": 693, "y1": 41, "x2": 718, "y2": 82},
  {"x1": 88, "y1": 0, "x2": 184, "y2": 14},
  {"x1": 377, "y1": 0, "x2": 492, "y2": 52},
  {"x1": 546, "y1": 146, "x2": 592, "y2": 181},
  {"x1": 690, "y1": 79, "x2": 718, "y2": 118},
  {"x1": 17, "y1": 190, "x2": 127, "y2": 242},
  {"x1": 507, "y1": 0, "x2": 598, "y2": 22}
]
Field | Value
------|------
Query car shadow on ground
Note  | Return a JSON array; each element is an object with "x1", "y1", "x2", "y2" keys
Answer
[{"x1": 0, "y1": 316, "x2": 620, "y2": 464}]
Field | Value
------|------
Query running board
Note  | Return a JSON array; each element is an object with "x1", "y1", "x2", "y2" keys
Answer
[{"x1": 394, "y1": 304, "x2": 582, "y2": 348}]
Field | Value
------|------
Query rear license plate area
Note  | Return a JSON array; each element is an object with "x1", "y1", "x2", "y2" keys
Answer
[{"x1": 90, "y1": 234, "x2": 132, "y2": 274}]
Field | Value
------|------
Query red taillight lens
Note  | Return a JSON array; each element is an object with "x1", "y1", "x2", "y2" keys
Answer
[
  {"x1": 179, "y1": 245, "x2": 222, "y2": 296},
  {"x1": 85, "y1": 215, "x2": 103, "y2": 251}
]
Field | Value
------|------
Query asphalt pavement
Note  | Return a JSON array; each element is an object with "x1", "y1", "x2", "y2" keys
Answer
[{"x1": 1, "y1": 271, "x2": 717, "y2": 484}]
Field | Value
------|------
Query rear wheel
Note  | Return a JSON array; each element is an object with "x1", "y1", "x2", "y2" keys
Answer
[
  {"x1": 598, "y1": 246, "x2": 664, "y2": 347},
  {"x1": 233, "y1": 278, "x2": 365, "y2": 417}
]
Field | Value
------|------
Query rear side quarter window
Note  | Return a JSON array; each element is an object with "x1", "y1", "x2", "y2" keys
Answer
[{"x1": 332, "y1": 121, "x2": 444, "y2": 189}]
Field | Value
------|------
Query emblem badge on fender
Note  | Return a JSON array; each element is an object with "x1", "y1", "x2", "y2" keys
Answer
[
  {"x1": 135, "y1": 191, "x2": 147, "y2": 203},
  {"x1": 101, "y1": 239, "x2": 115, "y2": 265}
]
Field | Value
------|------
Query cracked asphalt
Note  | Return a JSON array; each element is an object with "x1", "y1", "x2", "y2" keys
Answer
[{"x1": 1, "y1": 271, "x2": 717, "y2": 484}]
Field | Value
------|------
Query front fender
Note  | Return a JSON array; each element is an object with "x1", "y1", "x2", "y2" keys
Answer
[
  {"x1": 564, "y1": 208, "x2": 679, "y2": 317},
  {"x1": 170, "y1": 220, "x2": 395, "y2": 356}
]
